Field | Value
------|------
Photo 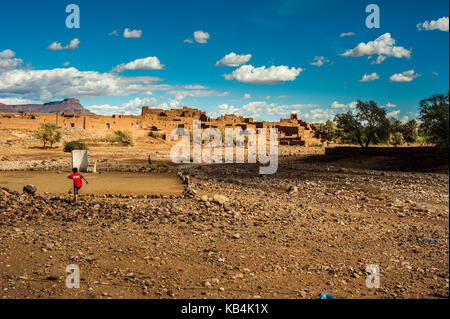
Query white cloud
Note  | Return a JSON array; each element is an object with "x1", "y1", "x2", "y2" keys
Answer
[
  {"x1": 217, "y1": 103, "x2": 238, "y2": 114},
  {"x1": 40, "y1": 90, "x2": 52, "y2": 101},
  {"x1": 0, "y1": 67, "x2": 163, "y2": 100},
  {"x1": 340, "y1": 32, "x2": 355, "y2": 37},
  {"x1": 359, "y1": 72, "x2": 380, "y2": 82},
  {"x1": 233, "y1": 101, "x2": 319, "y2": 119},
  {"x1": 387, "y1": 110, "x2": 400, "y2": 118},
  {"x1": 417, "y1": 17, "x2": 449, "y2": 32},
  {"x1": 168, "y1": 90, "x2": 230, "y2": 100},
  {"x1": 371, "y1": 55, "x2": 387, "y2": 65},
  {"x1": 193, "y1": 31, "x2": 210, "y2": 43},
  {"x1": 85, "y1": 104, "x2": 126, "y2": 115},
  {"x1": 0, "y1": 49, "x2": 16, "y2": 60},
  {"x1": 0, "y1": 49, "x2": 22, "y2": 72},
  {"x1": 215, "y1": 52, "x2": 252, "y2": 67},
  {"x1": 223, "y1": 65, "x2": 303, "y2": 84},
  {"x1": 400, "y1": 115, "x2": 409, "y2": 124},
  {"x1": 181, "y1": 84, "x2": 208, "y2": 89},
  {"x1": 122, "y1": 97, "x2": 158, "y2": 109},
  {"x1": 310, "y1": 56, "x2": 330, "y2": 67},
  {"x1": 209, "y1": 100, "x2": 324, "y2": 122},
  {"x1": 389, "y1": 70, "x2": 421, "y2": 82},
  {"x1": 159, "y1": 99, "x2": 183, "y2": 110},
  {"x1": 235, "y1": 101, "x2": 271, "y2": 118},
  {"x1": 159, "y1": 89, "x2": 230, "y2": 110},
  {"x1": 0, "y1": 49, "x2": 16, "y2": 59},
  {"x1": 243, "y1": 93, "x2": 251, "y2": 99},
  {"x1": 0, "y1": 51, "x2": 220, "y2": 108},
  {"x1": 271, "y1": 103, "x2": 319, "y2": 113},
  {"x1": 47, "y1": 38, "x2": 80, "y2": 51},
  {"x1": 183, "y1": 38, "x2": 193, "y2": 44},
  {"x1": 341, "y1": 33, "x2": 411, "y2": 64},
  {"x1": 432, "y1": 71, "x2": 438, "y2": 76},
  {"x1": 109, "y1": 30, "x2": 119, "y2": 36},
  {"x1": 112, "y1": 57, "x2": 164, "y2": 73},
  {"x1": 301, "y1": 101, "x2": 364, "y2": 123},
  {"x1": 330, "y1": 101, "x2": 357, "y2": 109},
  {"x1": 300, "y1": 108, "x2": 336, "y2": 123},
  {"x1": 145, "y1": 84, "x2": 173, "y2": 91},
  {"x1": 208, "y1": 103, "x2": 240, "y2": 117},
  {"x1": 123, "y1": 28, "x2": 142, "y2": 38},
  {"x1": 0, "y1": 97, "x2": 33, "y2": 105},
  {"x1": 86, "y1": 97, "x2": 158, "y2": 116},
  {"x1": 382, "y1": 102, "x2": 397, "y2": 108},
  {"x1": 63, "y1": 61, "x2": 70, "y2": 66}
]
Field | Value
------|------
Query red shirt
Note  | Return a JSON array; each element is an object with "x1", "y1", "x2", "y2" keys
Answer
[{"x1": 69, "y1": 173, "x2": 84, "y2": 188}]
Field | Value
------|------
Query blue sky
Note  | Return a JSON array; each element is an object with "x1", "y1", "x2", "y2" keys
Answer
[{"x1": 0, "y1": 0, "x2": 448, "y2": 122}]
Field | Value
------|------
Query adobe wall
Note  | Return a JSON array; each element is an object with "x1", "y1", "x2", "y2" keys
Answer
[{"x1": 0, "y1": 106, "x2": 322, "y2": 145}]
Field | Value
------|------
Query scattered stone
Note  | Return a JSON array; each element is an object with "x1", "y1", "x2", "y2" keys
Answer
[
  {"x1": 213, "y1": 194, "x2": 229, "y2": 205},
  {"x1": 23, "y1": 184, "x2": 37, "y2": 195},
  {"x1": 288, "y1": 186, "x2": 298, "y2": 194}
]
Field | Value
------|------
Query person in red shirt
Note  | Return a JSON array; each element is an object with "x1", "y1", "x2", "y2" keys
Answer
[{"x1": 68, "y1": 167, "x2": 88, "y2": 203}]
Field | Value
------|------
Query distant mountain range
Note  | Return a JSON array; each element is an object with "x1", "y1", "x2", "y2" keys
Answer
[{"x1": 0, "y1": 99, "x2": 95, "y2": 115}]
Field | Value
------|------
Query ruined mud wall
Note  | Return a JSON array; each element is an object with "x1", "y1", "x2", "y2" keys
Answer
[{"x1": 0, "y1": 106, "x2": 322, "y2": 145}]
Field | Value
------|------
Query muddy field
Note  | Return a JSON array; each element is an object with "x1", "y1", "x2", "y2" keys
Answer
[
  {"x1": 0, "y1": 131, "x2": 448, "y2": 299},
  {"x1": 0, "y1": 171, "x2": 184, "y2": 196}
]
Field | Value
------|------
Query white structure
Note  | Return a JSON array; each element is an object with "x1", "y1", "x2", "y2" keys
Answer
[
  {"x1": 87, "y1": 162, "x2": 97, "y2": 173},
  {"x1": 72, "y1": 150, "x2": 89, "y2": 172}
]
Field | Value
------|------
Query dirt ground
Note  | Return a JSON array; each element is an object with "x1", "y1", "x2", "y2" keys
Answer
[{"x1": 0, "y1": 129, "x2": 448, "y2": 299}]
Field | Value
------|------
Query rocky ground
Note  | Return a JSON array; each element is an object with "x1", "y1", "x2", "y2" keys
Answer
[{"x1": 0, "y1": 152, "x2": 448, "y2": 299}]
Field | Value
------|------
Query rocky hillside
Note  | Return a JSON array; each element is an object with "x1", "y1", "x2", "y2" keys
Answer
[{"x1": 0, "y1": 98, "x2": 95, "y2": 114}]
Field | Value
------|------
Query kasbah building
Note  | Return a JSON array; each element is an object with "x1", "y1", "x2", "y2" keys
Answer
[{"x1": 0, "y1": 105, "x2": 323, "y2": 146}]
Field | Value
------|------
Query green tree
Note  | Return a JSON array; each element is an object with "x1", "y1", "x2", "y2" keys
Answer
[
  {"x1": 35, "y1": 123, "x2": 62, "y2": 148},
  {"x1": 315, "y1": 123, "x2": 325, "y2": 139},
  {"x1": 402, "y1": 119, "x2": 419, "y2": 143},
  {"x1": 418, "y1": 92, "x2": 449, "y2": 149},
  {"x1": 334, "y1": 100, "x2": 390, "y2": 147},
  {"x1": 316, "y1": 120, "x2": 338, "y2": 142},
  {"x1": 334, "y1": 112, "x2": 361, "y2": 145},
  {"x1": 388, "y1": 118, "x2": 418, "y2": 145},
  {"x1": 389, "y1": 118, "x2": 403, "y2": 133},
  {"x1": 389, "y1": 132, "x2": 405, "y2": 147},
  {"x1": 63, "y1": 140, "x2": 88, "y2": 152},
  {"x1": 388, "y1": 119, "x2": 403, "y2": 147},
  {"x1": 111, "y1": 130, "x2": 133, "y2": 146}
]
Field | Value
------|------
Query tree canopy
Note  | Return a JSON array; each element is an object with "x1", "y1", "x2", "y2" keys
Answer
[
  {"x1": 334, "y1": 100, "x2": 390, "y2": 147},
  {"x1": 418, "y1": 92, "x2": 449, "y2": 149},
  {"x1": 35, "y1": 123, "x2": 62, "y2": 148}
]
